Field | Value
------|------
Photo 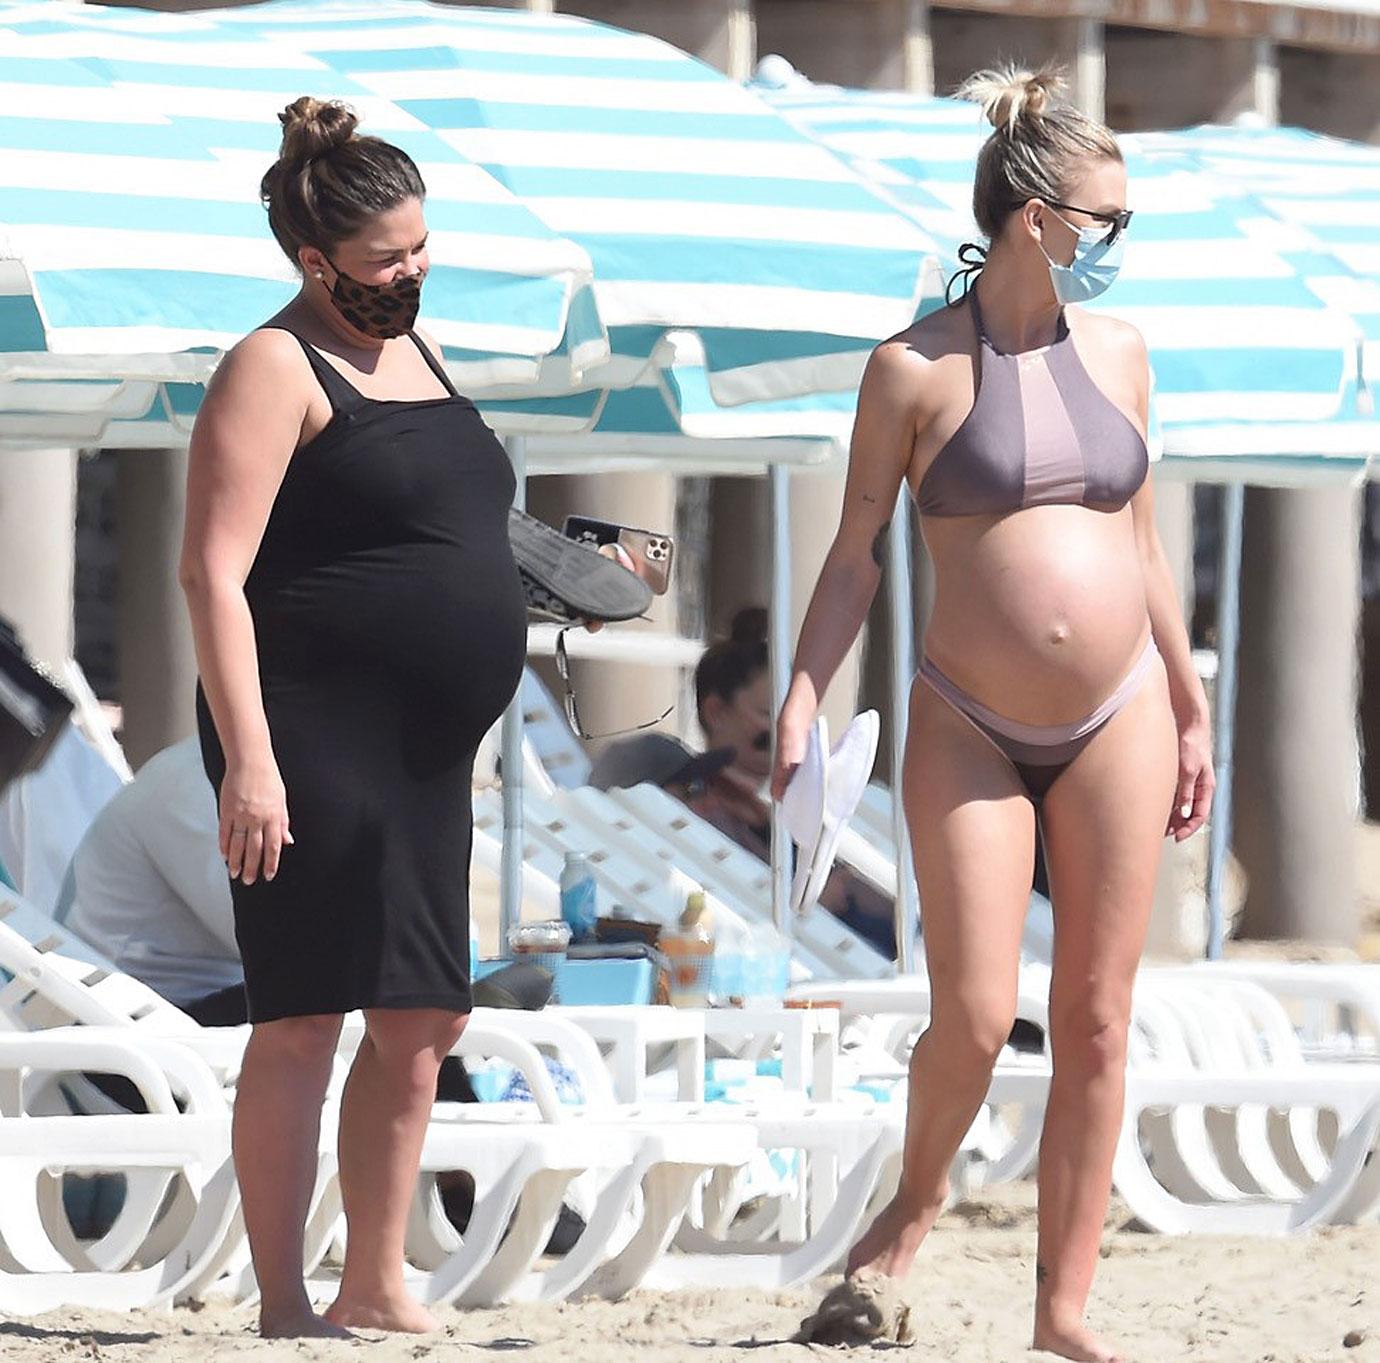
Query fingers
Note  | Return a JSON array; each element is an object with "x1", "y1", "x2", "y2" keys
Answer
[
  {"x1": 1178, "y1": 768, "x2": 1215, "y2": 841},
  {"x1": 582, "y1": 617, "x2": 605, "y2": 633},
  {"x1": 1167, "y1": 765, "x2": 1215, "y2": 842},
  {"x1": 770, "y1": 760, "x2": 799, "y2": 803},
  {"x1": 240, "y1": 826, "x2": 264, "y2": 885},
  {"x1": 221, "y1": 816, "x2": 293, "y2": 882},
  {"x1": 225, "y1": 823, "x2": 247, "y2": 879},
  {"x1": 261, "y1": 821, "x2": 286, "y2": 882}
]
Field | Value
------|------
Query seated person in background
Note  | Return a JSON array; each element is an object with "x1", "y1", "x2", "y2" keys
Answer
[
  {"x1": 590, "y1": 610, "x2": 896, "y2": 956},
  {"x1": 587, "y1": 731, "x2": 737, "y2": 804},
  {"x1": 66, "y1": 736, "x2": 247, "y2": 1024}
]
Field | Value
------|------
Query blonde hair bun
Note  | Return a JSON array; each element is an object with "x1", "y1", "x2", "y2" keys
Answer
[
  {"x1": 276, "y1": 96, "x2": 359, "y2": 167},
  {"x1": 958, "y1": 64, "x2": 1068, "y2": 133}
]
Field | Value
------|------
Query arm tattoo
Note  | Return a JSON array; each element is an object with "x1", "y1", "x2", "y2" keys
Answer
[
  {"x1": 871, "y1": 520, "x2": 891, "y2": 569},
  {"x1": 861, "y1": 493, "x2": 878, "y2": 504}
]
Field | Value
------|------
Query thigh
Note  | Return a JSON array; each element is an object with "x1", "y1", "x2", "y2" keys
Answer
[
  {"x1": 1040, "y1": 659, "x2": 1179, "y2": 1011},
  {"x1": 904, "y1": 674, "x2": 1037, "y2": 1016}
]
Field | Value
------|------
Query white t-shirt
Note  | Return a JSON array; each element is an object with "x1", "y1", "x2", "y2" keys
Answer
[
  {"x1": 67, "y1": 738, "x2": 241, "y2": 1007},
  {"x1": 0, "y1": 723, "x2": 126, "y2": 913}
]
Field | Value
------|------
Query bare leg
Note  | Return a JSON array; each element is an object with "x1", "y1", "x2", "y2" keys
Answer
[
  {"x1": 233, "y1": 1013, "x2": 349, "y2": 1339},
  {"x1": 1033, "y1": 665, "x2": 1177, "y2": 1363},
  {"x1": 325, "y1": 1007, "x2": 468, "y2": 1333},
  {"x1": 847, "y1": 676, "x2": 1035, "y2": 1279}
]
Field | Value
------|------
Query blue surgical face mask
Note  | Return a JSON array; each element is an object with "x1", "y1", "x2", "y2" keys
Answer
[{"x1": 1039, "y1": 209, "x2": 1125, "y2": 305}]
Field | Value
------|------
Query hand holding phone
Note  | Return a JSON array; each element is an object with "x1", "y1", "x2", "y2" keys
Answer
[{"x1": 563, "y1": 515, "x2": 675, "y2": 596}]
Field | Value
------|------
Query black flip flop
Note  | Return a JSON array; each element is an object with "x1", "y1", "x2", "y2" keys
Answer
[
  {"x1": 509, "y1": 508, "x2": 653, "y2": 623},
  {"x1": 473, "y1": 960, "x2": 555, "y2": 1011}
]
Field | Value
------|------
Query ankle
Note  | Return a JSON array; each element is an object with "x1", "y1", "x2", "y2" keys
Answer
[
  {"x1": 336, "y1": 1278, "x2": 409, "y2": 1307},
  {"x1": 1034, "y1": 1294, "x2": 1088, "y2": 1334},
  {"x1": 258, "y1": 1298, "x2": 317, "y2": 1331},
  {"x1": 894, "y1": 1176, "x2": 949, "y2": 1220},
  {"x1": 259, "y1": 1283, "x2": 312, "y2": 1311}
]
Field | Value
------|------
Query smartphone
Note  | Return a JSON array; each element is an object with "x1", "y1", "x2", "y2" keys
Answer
[{"x1": 563, "y1": 515, "x2": 675, "y2": 596}]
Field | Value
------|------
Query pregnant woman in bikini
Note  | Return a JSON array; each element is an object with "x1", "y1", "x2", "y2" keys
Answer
[{"x1": 772, "y1": 67, "x2": 1213, "y2": 1362}]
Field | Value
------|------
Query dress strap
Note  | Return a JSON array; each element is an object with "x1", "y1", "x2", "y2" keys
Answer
[
  {"x1": 406, "y1": 332, "x2": 460, "y2": 397},
  {"x1": 261, "y1": 326, "x2": 365, "y2": 416}
]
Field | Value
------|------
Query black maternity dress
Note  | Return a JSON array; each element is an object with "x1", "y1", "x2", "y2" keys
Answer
[{"x1": 196, "y1": 327, "x2": 526, "y2": 1023}]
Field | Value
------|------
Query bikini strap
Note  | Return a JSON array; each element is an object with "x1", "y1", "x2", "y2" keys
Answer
[
  {"x1": 261, "y1": 325, "x2": 365, "y2": 417},
  {"x1": 968, "y1": 285, "x2": 990, "y2": 346},
  {"x1": 406, "y1": 331, "x2": 460, "y2": 398},
  {"x1": 969, "y1": 288, "x2": 1071, "y2": 354}
]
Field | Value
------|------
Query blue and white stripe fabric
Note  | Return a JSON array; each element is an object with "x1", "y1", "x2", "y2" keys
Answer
[
  {"x1": 754, "y1": 63, "x2": 1368, "y2": 476},
  {"x1": 0, "y1": 1, "x2": 597, "y2": 392},
  {"x1": 1, "y1": 0, "x2": 940, "y2": 455},
  {"x1": 1147, "y1": 127, "x2": 1380, "y2": 376}
]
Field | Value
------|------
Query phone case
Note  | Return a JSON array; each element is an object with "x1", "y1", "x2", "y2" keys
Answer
[{"x1": 563, "y1": 516, "x2": 674, "y2": 596}]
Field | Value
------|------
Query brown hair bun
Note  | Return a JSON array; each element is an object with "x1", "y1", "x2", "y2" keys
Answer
[
  {"x1": 729, "y1": 606, "x2": 768, "y2": 646},
  {"x1": 259, "y1": 96, "x2": 426, "y2": 268},
  {"x1": 276, "y1": 96, "x2": 358, "y2": 167}
]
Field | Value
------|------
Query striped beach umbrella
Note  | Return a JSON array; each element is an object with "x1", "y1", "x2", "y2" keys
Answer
[
  {"x1": 753, "y1": 63, "x2": 1368, "y2": 479},
  {"x1": 0, "y1": 0, "x2": 941, "y2": 452}
]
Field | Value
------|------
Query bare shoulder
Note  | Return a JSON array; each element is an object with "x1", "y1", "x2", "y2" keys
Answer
[
  {"x1": 864, "y1": 303, "x2": 972, "y2": 415},
  {"x1": 412, "y1": 324, "x2": 446, "y2": 366},
  {"x1": 207, "y1": 326, "x2": 308, "y2": 398},
  {"x1": 1068, "y1": 308, "x2": 1147, "y2": 364}
]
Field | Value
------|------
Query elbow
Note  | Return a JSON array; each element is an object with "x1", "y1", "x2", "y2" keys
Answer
[
  {"x1": 178, "y1": 555, "x2": 241, "y2": 605},
  {"x1": 177, "y1": 555, "x2": 207, "y2": 600}
]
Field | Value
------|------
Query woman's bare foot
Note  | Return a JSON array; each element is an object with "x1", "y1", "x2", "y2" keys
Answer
[
  {"x1": 844, "y1": 1194, "x2": 940, "y2": 1279},
  {"x1": 325, "y1": 1293, "x2": 441, "y2": 1334},
  {"x1": 258, "y1": 1307, "x2": 355, "y2": 1340},
  {"x1": 1032, "y1": 1318, "x2": 1126, "y2": 1362}
]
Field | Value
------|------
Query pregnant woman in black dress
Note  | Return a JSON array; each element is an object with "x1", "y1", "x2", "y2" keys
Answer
[{"x1": 180, "y1": 98, "x2": 526, "y2": 1337}]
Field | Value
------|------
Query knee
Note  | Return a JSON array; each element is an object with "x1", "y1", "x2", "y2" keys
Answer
[
  {"x1": 253, "y1": 1013, "x2": 342, "y2": 1069},
  {"x1": 366, "y1": 1010, "x2": 469, "y2": 1079},
  {"x1": 1049, "y1": 994, "x2": 1131, "y2": 1076},
  {"x1": 924, "y1": 995, "x2": 1017, "y2": 1073}
]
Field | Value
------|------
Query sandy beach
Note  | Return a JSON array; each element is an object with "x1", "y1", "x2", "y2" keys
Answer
[{"x1": 1, "y1": 1181, "x2": 1374, "y2": 1363}]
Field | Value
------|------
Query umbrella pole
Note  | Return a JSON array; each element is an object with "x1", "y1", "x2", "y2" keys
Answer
[
  {"x1": 500, "y1": 435, "x2": 529, "y2": 958},
  {"x1": 769, "y1": 463, "x2": 794, "y2": 939},
  {"x1": 1206, "y1": 479, "x2": 1244, "y2": 959},
  {"x1": 888, "y1": 492, "x2": 918, "y2": 973}
]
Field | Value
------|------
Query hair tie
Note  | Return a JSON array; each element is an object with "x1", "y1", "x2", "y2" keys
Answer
[{"x1": 945, "y1": 242, "x2": 988, "y2": 307}]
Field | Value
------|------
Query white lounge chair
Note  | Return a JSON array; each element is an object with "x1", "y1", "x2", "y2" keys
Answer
[
  {"x1": 0, "y1": 888, "x2": 766, "y2": 1306},
  {"x1": 0, "y1": 1029, "x2": 239, "y2": 1314}
]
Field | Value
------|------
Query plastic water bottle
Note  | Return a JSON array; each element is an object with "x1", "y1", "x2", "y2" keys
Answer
[{"x1": 559, "y1": 851, "x2": 598, "y2": 943}]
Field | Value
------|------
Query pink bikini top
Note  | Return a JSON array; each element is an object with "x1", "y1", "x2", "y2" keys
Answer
[{"x1": 915, "y1": 287, "x2": 1148, "y2": 519}]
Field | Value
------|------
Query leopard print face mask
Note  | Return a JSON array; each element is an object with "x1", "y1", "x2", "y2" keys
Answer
[{"x1": 323, "y1": 257, "x2": 423, "y2": 340}]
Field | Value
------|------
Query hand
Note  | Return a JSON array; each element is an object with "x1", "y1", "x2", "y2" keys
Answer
[
  {"x1": 220, "y1": 755, "x2": 292, "y2": 885},
  {"x1": 770, "y1": 709, "x2": 812, "y2": 802},
  {"x1": 580, "y1": 543, "x2": 638, "y2": 634},
  {"x1": 1168, "y1": 717, "x2": 1214, "y2": 842}
]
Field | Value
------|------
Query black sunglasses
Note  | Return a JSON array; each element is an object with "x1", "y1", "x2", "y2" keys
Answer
[
  {"x1": 1044, "y1": 199, "x2": 1135, "y2": 247},
  {"x1": 554, "y1": 626, "x2": 673, "y2": 741}
]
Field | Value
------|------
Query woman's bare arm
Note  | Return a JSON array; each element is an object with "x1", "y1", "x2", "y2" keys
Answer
[
  {"x1": 179, "y1": 329, "x2": 306, "y2": 881},
  {"x1": 771, "y1": 338, "x2": 922, "y2": 797}
]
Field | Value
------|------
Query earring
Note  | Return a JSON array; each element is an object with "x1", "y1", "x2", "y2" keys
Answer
[{"x1": 314, "y1": 271, "x2": 324, "y2": 280}]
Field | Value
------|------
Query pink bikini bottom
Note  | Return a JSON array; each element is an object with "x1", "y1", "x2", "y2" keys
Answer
[{"x1": 918, "y1": 637, "x2": 1161, "y2": 804}]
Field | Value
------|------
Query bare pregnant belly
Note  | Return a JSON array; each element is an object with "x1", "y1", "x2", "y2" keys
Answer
[{"x1": 921, "y1": 503, "x2": 1150, "y2": 724}]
